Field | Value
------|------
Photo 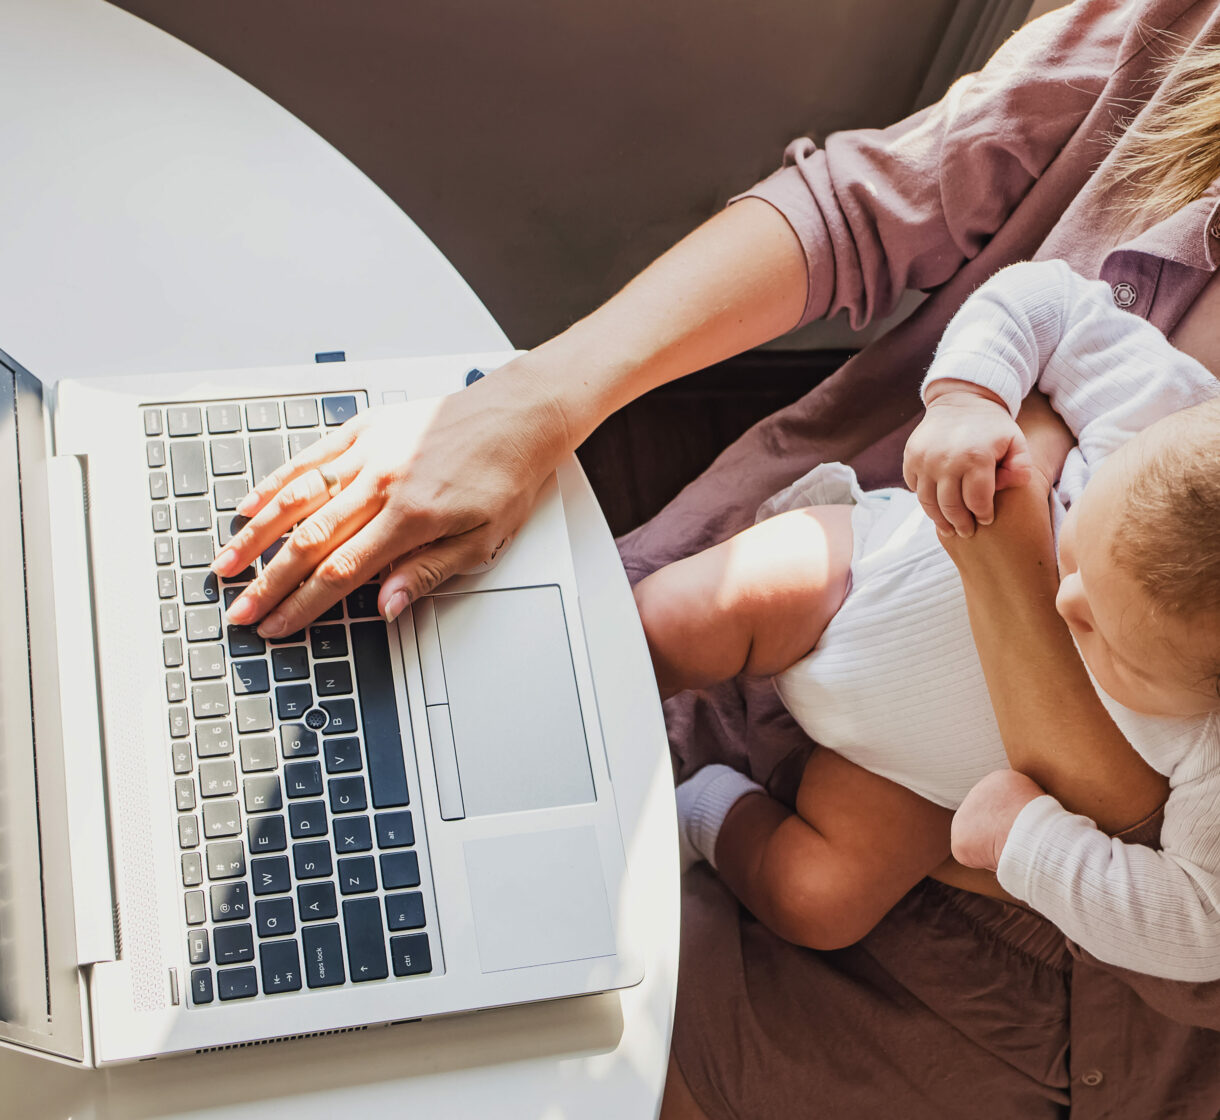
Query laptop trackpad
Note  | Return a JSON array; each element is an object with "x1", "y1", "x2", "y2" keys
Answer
[
  {"x1": 463, "y1": 827, "x2": 616, "y2": 972},
  {"x1": 434, "y1": 586, "x2": 595, "y2": 816}
]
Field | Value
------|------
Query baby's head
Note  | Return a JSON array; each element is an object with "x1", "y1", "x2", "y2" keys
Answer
[{"x1": 1057, "y1": 397, "x2": 1220, "y2": 718}]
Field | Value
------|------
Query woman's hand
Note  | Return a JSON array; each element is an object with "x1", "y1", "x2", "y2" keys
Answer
[{"x1": 214, "y1": 364, "x2": 572, "y2": 636}]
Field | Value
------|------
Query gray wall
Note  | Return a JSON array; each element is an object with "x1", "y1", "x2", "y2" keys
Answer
[{"x1": 109, "y1": 1, "x2": 1029, "y2": 350}]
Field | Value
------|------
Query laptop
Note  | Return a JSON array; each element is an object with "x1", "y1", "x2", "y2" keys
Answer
[{"x1": 0, "y1": 346, "x2": 643, "y2": 1066}]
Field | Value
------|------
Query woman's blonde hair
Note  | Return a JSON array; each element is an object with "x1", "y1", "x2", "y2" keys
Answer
[{"x1": 1109, "y1": 38, "x2": 1220, "y2": 221}]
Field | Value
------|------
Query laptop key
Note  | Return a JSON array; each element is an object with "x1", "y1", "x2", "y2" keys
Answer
[
  {"x1": 157, "y1": 569, "x2": 176, "y2": 599},
  {"x1": 209, "y1": 437, "x2": 247, "y2": 475},
  {"x1": 186, "y1": 927, "x2": 208, "y2": 966},
  {"x1": 240, "y1": 735, "x2": 278, "y2": 772},
  {"x1": 260, "y1": 940, "x2": 303, "y2": 993},
  {"x1": 228, "y1": 626, "x2": 266, "y2": 658},
  {"x1": 195, "y1": 720, "x2": 234, "y2": 758},
  {"x1": 375, "y1": 811, "x2": 414, "y2": 849},
  {"x1": 322, "y1": 395, "x2": 358, "y2": 426},
  {"x1": 288, "y1": 430, "x2": 322, "y2": 457},
  {"x1": 232, "y1": 659, "x2": 270, "y2": 695},
  {"x1": 384, "y1": 891, "x2": 425, "y2": 931},
  {"x1": 144, "y1": 408, "x2": 163, "y2": 437},
  {"x1": 210, "y1": 882, "x2": 251, "y2": 922},
  {"x1": 186, "y1": 606, "x2": 222, "y2": 642},
  {"x1": 202, "y1": 799, "x2": 241, "y2": 839},
  {"x1": 175, "y1": 498, "x2": 211, "y2": 532},
  {"x1": 250, "y1": 855, "x2": 291, "y2": 896},
  {"x1": 160, "y1": 602, "x2": 180, "y2": 633},
  {"x1": 298, "y1": 882, "x2": 338, "y2": 921},
  {"x1": 380, "y1": 851, "x2": 420, "y2": 890},
  {"x1": 178, "y1": 814, "x2": 200, "y2": 849},
  {"x1": 256, "y1": 897, "x2": 295, "y2": 938},
  {"x1": 182, "y1": 851, "x2": 204, "y2": 887},
  {"x1": 309, "y1": 625, "x2": 348, "y2": 659},
  {"x1": 166, "y1": 671, "x2": 186, "y2": 703},
  {"x1": 179, "y1": 536, "x2": 216, "y2": 568},
  {"x1": 249, "y1": 434, "x2": 285, "y2": 485},
  {"x1": 303, "y1": 924, "x2": 345, "y2": 988},
  {"x1": 235, "y1": 696, "x2": 273, "y2": 733},
  {"x1": 147, "y1": 439, "x2": 167, "y2": 468},
  {"x1": 214, "y1": 478, "x2": 250, "y2": 512},
  {"x1": 184, "y1": 890, "x2": 206, "y2": 925},
  {"x1": 149, "y1": 470, "x2": 168, "y2": 500},
  {"x1": 289, "y1": 800, "x2": 327, "y2": 838},
  {"x1": 175, "y1": 778, "x2": 196, "y2": 811},
  {"x1": 323, "y1": 736, "x2": 361, "y2": 774},
  {"x1": 169, "y1": 440, "x2": 207, "y2": 496},
  {"x1": 276, "y1": 683, "x2": 313, "y2": 720},
  {"x1": 245, "y1": 401, "x2": 280, "y2": 431},
  {"x1": 163, "y1": 636, "x2": 184, "y2": 667},
  {"x1": 167, "y1": 406, "x2": 202, "y2": 437},
  {"x1": 390, "y1": 933, "x2": 432, "y2": 976},
  {"x1": 285, "y1": 760, "x2": 323, "y2": 799},
  {"x1": 206, "y1": 403, "x2": 241, "y2": 433},
  {"x1": 171, "y1": 740, "x2": 193, "y2": 774},
  {"x1": 247, "y1": 814, "x2": 287, "y2": 854},
  {"x1": 182, "y1": 571, "x2": 220, "y2": 605},
  {"x1": 243, "y1": 775, "x2": 283, "y2": 814},
  {"x1": 333, "y1": 815, "x2": 372, "y2": 853},
  {"x1": 205, "y1": 839, "x2": 245, "y2": 880},
  {"x1": 314, "y1": 661, "x2": 353, "y2": 697},
  {"x1": 345, "y1": 585, "x2": 380, "y2": 619},
  {"x1": 328, "y1": 775, "x2": 367, "y2": 814},
  {"x1": 319, "y1": 698, "x2": 357, "y2": 734},
  {"x1": 188, "y1": 644, "x2": 225, "y2": 680},
  {"x1": 280, "y1": 723, "x2": 318, "y2": 759},
  {"x1": 168, "y1": 705, "x2": 189, "y2": 738},
  {"x1": 292, "y1": 840, "x2": 332, "y2": 879},
  {"x1": 217, "y1": 512, "x2": 244, "y2": 548},
  {"x1": 217, "y1": 966, "x2": 259, "y2": 1001},
  {"x1": 284, "y1": 398, "x2": 319, "y2": 428},
  {"x1": 199, "y1": 760, "x2": 238, "y2": 798},
  {"x1": 350, "y1": 622, "x2": 409, "y2": 808},
  {"x1": 214, "y1": 924, "x2": 255, "y2": 965},
  {"x1": 191, "y1": 683, "x2": 229, "y2": 719},
  {"x1": 271, "y1": 647, "x2": 309, "y2": 681},
  {"x1": 155, "y1": 537, "x2": 175, "y2": 565},
  {"x1": 343, "y1": 898, "x2": 388, "y2": 981},
  {"x1": 191, "y1": 968, "x2": 214, "y2": 1005},
  {"x1": 338, "y1": 856, "x2": 377, "y2": 895},
  {"x1": 152, "y1": 503, "x2": 171, "y2": 532}
]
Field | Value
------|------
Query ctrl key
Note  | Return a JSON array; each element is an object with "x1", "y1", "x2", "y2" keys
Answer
[
  {"x1": 217, "y1": 965, "x2": 259, "y2": 1001},
  {"x1": 303, "y1": 924, "x2": 346, "y2": 988},
  {"x1": 390, "y1": 933, "x2": 432, "y2": 977}
]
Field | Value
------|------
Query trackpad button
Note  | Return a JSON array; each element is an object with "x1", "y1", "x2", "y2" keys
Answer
[{"x1": 464, "y1": 828, "x2": 616, "y2": 972}]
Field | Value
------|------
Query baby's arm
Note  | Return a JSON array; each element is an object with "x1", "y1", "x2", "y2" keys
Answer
[{"x1": 953, "y1": 734, "x2": 1220, "y2": 982}]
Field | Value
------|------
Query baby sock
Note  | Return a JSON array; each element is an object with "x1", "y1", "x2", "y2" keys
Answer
[{"x1": 675, "y1": 764, "x2": 765, "y2": 872}]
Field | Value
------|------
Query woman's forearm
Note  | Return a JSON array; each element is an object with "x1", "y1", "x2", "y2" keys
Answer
[
  {"x1": 513, "y1": 198, "x2": 808, "y2": 449},
  {"x1": 944, "y1": 484, "x2": 1168, "y2": 833}
]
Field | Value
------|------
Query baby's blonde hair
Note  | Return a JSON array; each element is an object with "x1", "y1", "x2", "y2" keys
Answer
[{"x1": 1112, "y1": 398, "x2": 1220, "y2": 619}]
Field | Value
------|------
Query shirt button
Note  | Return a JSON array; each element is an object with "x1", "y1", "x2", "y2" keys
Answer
[
  {"x1": 1080, "y1": 1070, "x2": 1105, "y2": 1087},
  {"x1": 1111, "y1": 281, "x2": 1137, "y2": 308}
]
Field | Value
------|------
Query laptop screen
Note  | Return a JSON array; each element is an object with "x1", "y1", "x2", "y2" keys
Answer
[{"x1": 0, "y1": 354, "x2": 85, "y2": 1061}]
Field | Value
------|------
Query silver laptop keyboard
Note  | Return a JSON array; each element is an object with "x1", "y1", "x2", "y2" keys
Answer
[{"x1": 144, "y1": 394, "x2": 434, "y2": 1006}]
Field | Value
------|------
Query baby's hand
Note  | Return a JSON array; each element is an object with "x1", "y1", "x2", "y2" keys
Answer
[
  {"x1": 903, "y1": 380, "x2": 1033, "y2": 537},
  {"x1": 951, "y1": 769, "x2": 1046, "y2": 872}
]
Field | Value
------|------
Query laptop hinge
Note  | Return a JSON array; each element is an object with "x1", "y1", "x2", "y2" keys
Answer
[{"x1": 46, "y1": 454, "x2": 117, "y2": 966}]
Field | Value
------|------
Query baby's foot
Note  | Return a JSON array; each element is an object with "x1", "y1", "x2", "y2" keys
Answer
[{"x1": 675, "y1": 764, "x2": 764, "y2": 872}]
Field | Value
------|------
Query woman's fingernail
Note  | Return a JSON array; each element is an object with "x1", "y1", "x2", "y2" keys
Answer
[
  {"x1": 384, "y1": 591, "x2": 408, "y2": 624},
  {"x1": 257, "y1": 614, "x2": 286, "y2": 638},
  {"x1": 226, "y1": 598, "x2": 254, "y2": 625},
  {"x1": 235, "y1": 493, "x2": 258, "y2": 516},
  {"x1": 213, "y1": 548, "x2": 238, "y2": 575}
]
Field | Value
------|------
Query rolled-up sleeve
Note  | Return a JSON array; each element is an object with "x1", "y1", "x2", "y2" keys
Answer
[{"x1": 737, "y1": 0, "x2": 1130, "y2": 330}]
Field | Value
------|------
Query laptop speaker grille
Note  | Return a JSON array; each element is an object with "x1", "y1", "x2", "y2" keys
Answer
[{"x1": 194, "y1": 1024, "x2": 370, "y2": 1055}]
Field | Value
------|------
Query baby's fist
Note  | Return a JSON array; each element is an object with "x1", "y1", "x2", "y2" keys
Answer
[{"x1": 951, "y1": 769, "x2": 1046, "y2": 872}]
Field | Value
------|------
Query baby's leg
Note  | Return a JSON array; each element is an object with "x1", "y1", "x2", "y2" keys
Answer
[
  {"x1": 633, "y1": 505, "x2": 854, "y2": 699},
  {"x1": 713, "y1": 749, "x2": 953, "y2": 950}
]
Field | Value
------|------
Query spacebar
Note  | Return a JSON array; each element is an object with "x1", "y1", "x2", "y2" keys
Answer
[{"x1": 350, "y1": 621, "x2": 410, "y2": 808}]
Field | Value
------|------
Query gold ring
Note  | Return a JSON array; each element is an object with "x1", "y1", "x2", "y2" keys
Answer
[{"x1": 316, "y1": 464, "x2": 342, "y2": 499}]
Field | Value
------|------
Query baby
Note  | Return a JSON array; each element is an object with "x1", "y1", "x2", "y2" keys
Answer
[{"x1": 636, "y1": 258, "x2": 1220, "y2": 981}]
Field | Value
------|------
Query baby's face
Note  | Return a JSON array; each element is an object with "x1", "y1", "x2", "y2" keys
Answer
[{"x1": 1056, "y1": 435, "x2": 1220, "y2": 719}]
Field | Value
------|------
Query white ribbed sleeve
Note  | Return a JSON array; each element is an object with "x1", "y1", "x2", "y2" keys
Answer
[{"x1": 922, "y1": 258, "x2": 1220, "y2": 463}]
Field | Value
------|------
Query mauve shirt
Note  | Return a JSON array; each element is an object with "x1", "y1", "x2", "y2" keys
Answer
[{"x1": 617, "y1": 0, "x2": 1220, "y2": 1115}]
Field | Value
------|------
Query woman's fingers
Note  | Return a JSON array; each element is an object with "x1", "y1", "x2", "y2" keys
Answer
[
  {"x1": 225, "y1": 479, "x2": 381, "y2": 628},
  {"x1": 379, "y1": 532, "x2": 495, "y2": 623},
  {"x1": 234, "y1": 420, "x2": 363, "y2": 519},
  {"x1": 214, "y1": 449, "x2": 363, "y2": 577}
]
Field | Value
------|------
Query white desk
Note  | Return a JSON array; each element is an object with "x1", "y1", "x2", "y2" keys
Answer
[{"x1": 0, "y1": 1, "x2": 678, "y2": 1115}]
